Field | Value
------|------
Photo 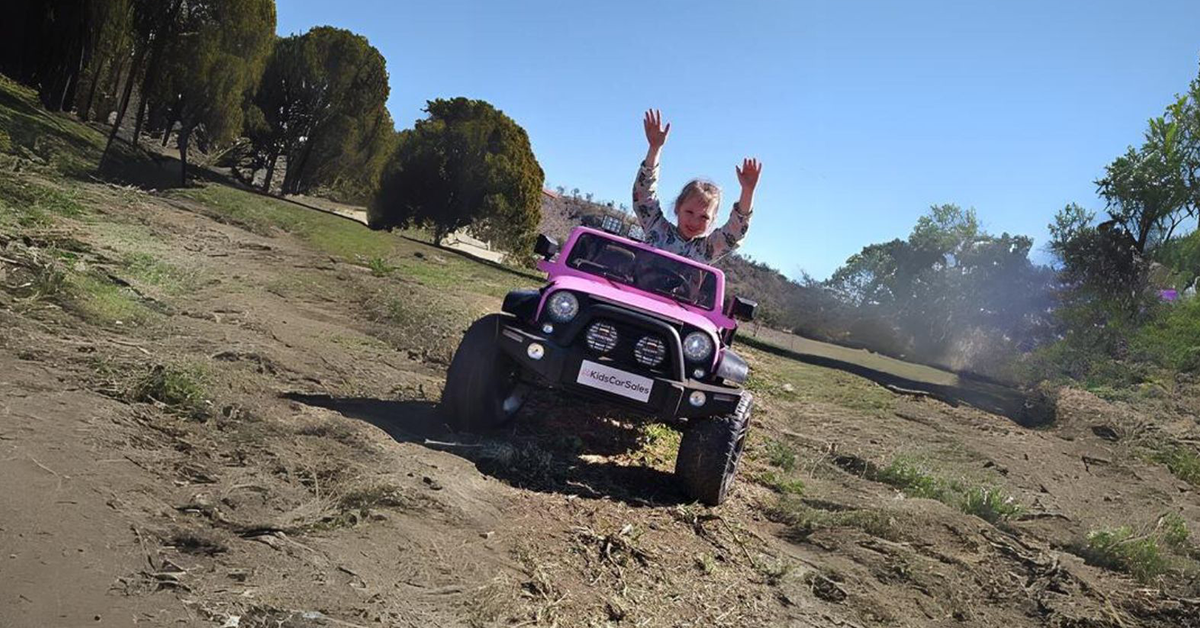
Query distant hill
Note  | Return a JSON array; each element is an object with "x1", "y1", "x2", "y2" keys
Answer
[{"x1": 538, "y1": 190, "x2": 839, "y2": 333}]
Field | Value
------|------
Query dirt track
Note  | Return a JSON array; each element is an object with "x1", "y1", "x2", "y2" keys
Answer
[{"x1": 3, "y1": 165, "x2": 1200, "y2": 626}]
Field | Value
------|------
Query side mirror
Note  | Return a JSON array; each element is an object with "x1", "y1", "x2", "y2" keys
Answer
[
  {"x1": 728, "y1": 296, "x2": 757, "y2": 322},
  {"x1": 534, "y1": 234, "x2": 559, "y2": 260}
]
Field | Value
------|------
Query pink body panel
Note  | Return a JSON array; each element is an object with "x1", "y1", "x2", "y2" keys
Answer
[
  {"x1": 530, "y1": 227, "x2": 740, "y2": 373},
  {"x1": 534, "y1": 227, "x2": 737, "y2": 332}
]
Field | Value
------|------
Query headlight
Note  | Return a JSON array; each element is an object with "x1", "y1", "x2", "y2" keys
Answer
[
  {"x1": 546, "y1": 291, "x2": 579, "y2": 323},
  {"x1": 682, "y1": 331, "x2": 714, "y2": 362}
]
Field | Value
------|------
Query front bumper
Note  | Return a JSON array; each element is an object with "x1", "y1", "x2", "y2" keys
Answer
[{"x1": 496, "y1": 323, "x2": 745, "y2": 420}]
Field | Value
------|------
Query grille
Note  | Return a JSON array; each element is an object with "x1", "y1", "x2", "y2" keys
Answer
[{"x1": 579, "y1": 317, "x2": 674, "y2": 375}]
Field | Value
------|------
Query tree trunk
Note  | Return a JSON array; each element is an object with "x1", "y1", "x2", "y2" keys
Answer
[
  {"x1": 178, "y1": 123, "x2": 191, "y2": 186},
  {"x1": 161, "y1": 97, "x2": 180, "y2": 147},
  {"x1": 100, "y1": 47, "x2": 145, "y2": 169},
  {"x1": 283, "y1": 134, "x2": 318, "y2": 195},
  {"x1": 80, "y1": 57, "x2": 103, "y2": 122},
  {"x1": 103, "y1": 54, "x2": 127, "y2": 116},
  {"x1": 263, "y1": 149, "x2": 280, "y2": 194},
  {"x1": 132, "y1": 92, "x2": 150, "y2": 147}
]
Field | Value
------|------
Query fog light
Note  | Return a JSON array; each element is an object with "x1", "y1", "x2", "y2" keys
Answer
[
  {"x1": 688, "y1": 391, "x2": 706, "y2": 407},
  {"x1": 693, "y1": 368, "x2": 705, "y2": 379},
  {"x1": 585, "y1": 321, "x2": 619, "y2": 353},
  {"x1": 542, "y1": 323, "x2": 554, "y2": 334},
  {"x1": 527, "y1": 343, "x2": 545, "y2": 360},
  {"x1": 634, "y1": 336, "x2": 666, "y2": 367}
]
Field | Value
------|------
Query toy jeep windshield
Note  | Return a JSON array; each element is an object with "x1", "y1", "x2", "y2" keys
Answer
[{"x1": 440, "y1": 226, "x2": 758, "y2": 505}]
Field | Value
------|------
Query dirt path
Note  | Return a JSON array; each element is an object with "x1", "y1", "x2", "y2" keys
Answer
[{"x1": 2, "y1": 164, "x2": 1200, "y2": 626}]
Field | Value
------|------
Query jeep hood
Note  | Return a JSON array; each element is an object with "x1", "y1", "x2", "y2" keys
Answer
[{"x1": 538, "y1": 274, "x2": 725, "y2": 335}]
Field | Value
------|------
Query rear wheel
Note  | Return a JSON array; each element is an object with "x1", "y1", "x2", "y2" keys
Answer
[
  {"x1": 675, "y1": 393, "x2": 753, "y2": 505},
  {"x1": 439, "y1": 314, "x2": 527, "y2": 431}
]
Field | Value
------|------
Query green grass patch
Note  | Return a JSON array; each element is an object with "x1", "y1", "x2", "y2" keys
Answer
[
  {"x1": 66, "y1": 271, "x2": 155, "y2": 327},
  {"x1": 874, "y1": 456, "x2": 1023, "y2": 524},
  {"x1": 127, "y1": 363, "x2": 210, "y2": 417},
  {"x1": 1133, "y1": 297, "x2": 1200, "y2": 373},
  {"x1": 1147, "y1": 444, "x2": 1200, "y2": 487},
  {"x1": 0, "y1": 171, "x2": 87, "y2": 230},
  {"x1": 740, "y1": 345, "x2": 897, "y2": 416},
  {"x1": 636, "y1": 423, "x2": 682, "y2": 468},
  {"x1": 755, "y1": 470, "x2": 806, "y2": 496},
  {"x1": 768, "y1": 494, "x2": 904, "y2": 541},
  {"x1": 122, "y1": 252, "x2": 202, "y2": 295},
  {"x1": 0, "y1": 75, "x2": 105, "y2": 176},
  {"x1": 173, "y1": 183, "x2": 538, "y2": 300},
  {"x1": 1075, "y1": 525, "x2": 1171, "y2": 583},
  {"x1": 364, "y1": 256, "x2": 395, "y2": 277},
  {"x1": 763, "y1": 438, "x2": 797, "y2": 472}
]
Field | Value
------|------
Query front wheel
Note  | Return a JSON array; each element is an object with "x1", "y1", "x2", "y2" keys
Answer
[
  {"x1": 675, "y1": 393, "x2": 753, "y2": 505},
  {"x1": 439, "y1": 314, "x2": 527, "y2": 431}
]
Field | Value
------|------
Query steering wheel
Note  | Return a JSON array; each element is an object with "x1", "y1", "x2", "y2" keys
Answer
[{"x1": 641, "y1": 266, "x2": 690, "y2": 296}]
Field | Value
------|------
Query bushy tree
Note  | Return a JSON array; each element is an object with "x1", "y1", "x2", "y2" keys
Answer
[
  {"x1": 151, "y1": 0, "x2": 275, "y2": 184},
  {"x1": 249, "y1": 27, "x2": 391, "y2": 195},
  {"x1": 827, "y1": 204, "x2": 1056, "y2": 370},
  {"x1": 370, "y1": 97, "x2": 544, "y2": 258}
]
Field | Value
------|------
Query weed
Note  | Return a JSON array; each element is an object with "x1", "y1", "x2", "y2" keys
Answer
[
  {"x1": 961, "y1": 486, "x2": 1024, "y2": 523},
  {"x1": 365, "y1": 256, "x2": 395, "y2": 277},
  {"x1": 759, "y1": 557, "x2": 794, "y2": 585},
  {"x1": 338, "y1": 484, "x2": 412, "y2": 512},
  {"x1": 764, "y1": 438, "x2": 797, "y2": 472},
  {"x1": 756, "y1": 470, "x2": 806, "y2": 496},
  {"x1": 874, "y1": 456, "x2": 1023, "y2": 524},
  {"x1": 1148, "y1": 444, "x2": 1200, "y2": 487},
  {"x1": 637, "y1": 423, "x2": 681, "y2": 467},
  {"x1": 122, "y1": 252, "x2": 201, "y2": 295},
  {"x1": 127, "y1": 363, "x2": 210, "y2": 418},
  {"x1": 1157, "y1": 512, "x2": 1191, "y2": 550},
  {"x1": 1077, "y1": 525, "x2": 1169, "y2": 583},
  {"x1": 768, "y1": 494, "x2": 904, "y2": 542},
  {"x1": 67, "y1": 272, "x2": 154, "y2": 327}
]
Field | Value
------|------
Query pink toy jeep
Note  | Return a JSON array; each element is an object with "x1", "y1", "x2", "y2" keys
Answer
[{"x1": 440, "y1": 226, "x2": 757, "y2": 505}]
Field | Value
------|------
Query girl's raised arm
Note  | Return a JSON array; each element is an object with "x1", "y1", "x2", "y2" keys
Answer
[
  {"x1": 704, "y1": 158, "x2": 761, "y2": 261},
  {"x1": 633, "y1": 109, "x2": 670, "y2": 233}
]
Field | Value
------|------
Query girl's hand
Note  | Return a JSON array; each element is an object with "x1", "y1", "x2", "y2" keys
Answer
[
  {"x1": 643, "y1": 109, "x2": 671, "y2": 149},
  {"x1": 736, "y1": 158, "x2": 762, "y2": 190}
]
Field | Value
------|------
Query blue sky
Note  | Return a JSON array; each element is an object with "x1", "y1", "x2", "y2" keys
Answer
[{"x1": 278, "y1": 0, "x2": 1200, "y2": 280}]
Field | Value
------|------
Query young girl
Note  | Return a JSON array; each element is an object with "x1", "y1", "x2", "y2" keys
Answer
[{"x1": 633, "y1": 109, "x2": 761, "y2": 263}]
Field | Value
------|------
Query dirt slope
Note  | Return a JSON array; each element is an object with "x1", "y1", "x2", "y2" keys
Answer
[{"x1": 3, "y1": 91, "x2": 1200, "y2": 627}]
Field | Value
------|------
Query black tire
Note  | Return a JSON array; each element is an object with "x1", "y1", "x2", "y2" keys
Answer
[
  {"x1": 439, "y1": 314, "x2": 526, "y2": 431},
  {"x1": 675, "y1": 393, "x2": 753, "y2": 506}
]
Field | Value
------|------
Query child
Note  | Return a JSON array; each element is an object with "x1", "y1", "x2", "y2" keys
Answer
[{"x1": 632, "y1": 109, "x2": 761, "y2": 263}]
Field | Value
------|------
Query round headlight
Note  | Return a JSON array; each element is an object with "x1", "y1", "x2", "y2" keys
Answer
[
  {"x1": 634, "y1": 336, "x2": 666, "y2": 367},
  {"x1": 585, "y1": 321, "x2": 619, "y2": 353},
  {"x1": 682, "y1": 331, "x2": 714, "y2": 362},
  {"x1": 546, "y1": 291, "x2": 579, "y2": 323}
]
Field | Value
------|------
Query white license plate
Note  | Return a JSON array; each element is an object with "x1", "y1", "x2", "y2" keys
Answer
[{"x1": 575, "y1": 360, "x2": 653, "y2": 403}]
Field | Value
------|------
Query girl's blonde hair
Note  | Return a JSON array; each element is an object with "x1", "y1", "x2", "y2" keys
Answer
[{"x1": 672, "y1": 179, "x2": 721, "y2": 219}]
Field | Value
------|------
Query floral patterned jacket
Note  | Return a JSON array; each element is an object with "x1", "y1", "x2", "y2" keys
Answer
[{"x1": 632, "y1": 160, "x2": 752, "y2": 263}]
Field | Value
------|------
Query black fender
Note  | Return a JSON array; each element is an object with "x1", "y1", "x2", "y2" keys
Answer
[
  {"x1": 715, "y1": 348, "x2": 749, "y2": 385},
  {"x1": 501, "y1": 288, "x2": 542, "y2": 321}
]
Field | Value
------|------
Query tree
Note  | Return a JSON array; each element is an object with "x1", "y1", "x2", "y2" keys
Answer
[
  {"x1": 370, "y1": 97, "x2": 545, "y2": 258},
  {"x1": 827, "y1": 205, "x2": 1056, "y2": 370},
  {"x1": 151, "y1": 0, "x2": 275, "y2": 185},
  {"x1": 0, "y1": 0, "x2": 90, "y2": 111},
  {"x1": 74, "y1": 0, "x2": 135, "y2": 123},
  {"x1": 248, "y1": 27, "x2": 390, "y2": 195}
]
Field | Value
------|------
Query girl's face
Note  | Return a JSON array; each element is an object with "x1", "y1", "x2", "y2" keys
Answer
[{"x1": 676, "y1": 194, "x2": 716, "y2": 239}]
